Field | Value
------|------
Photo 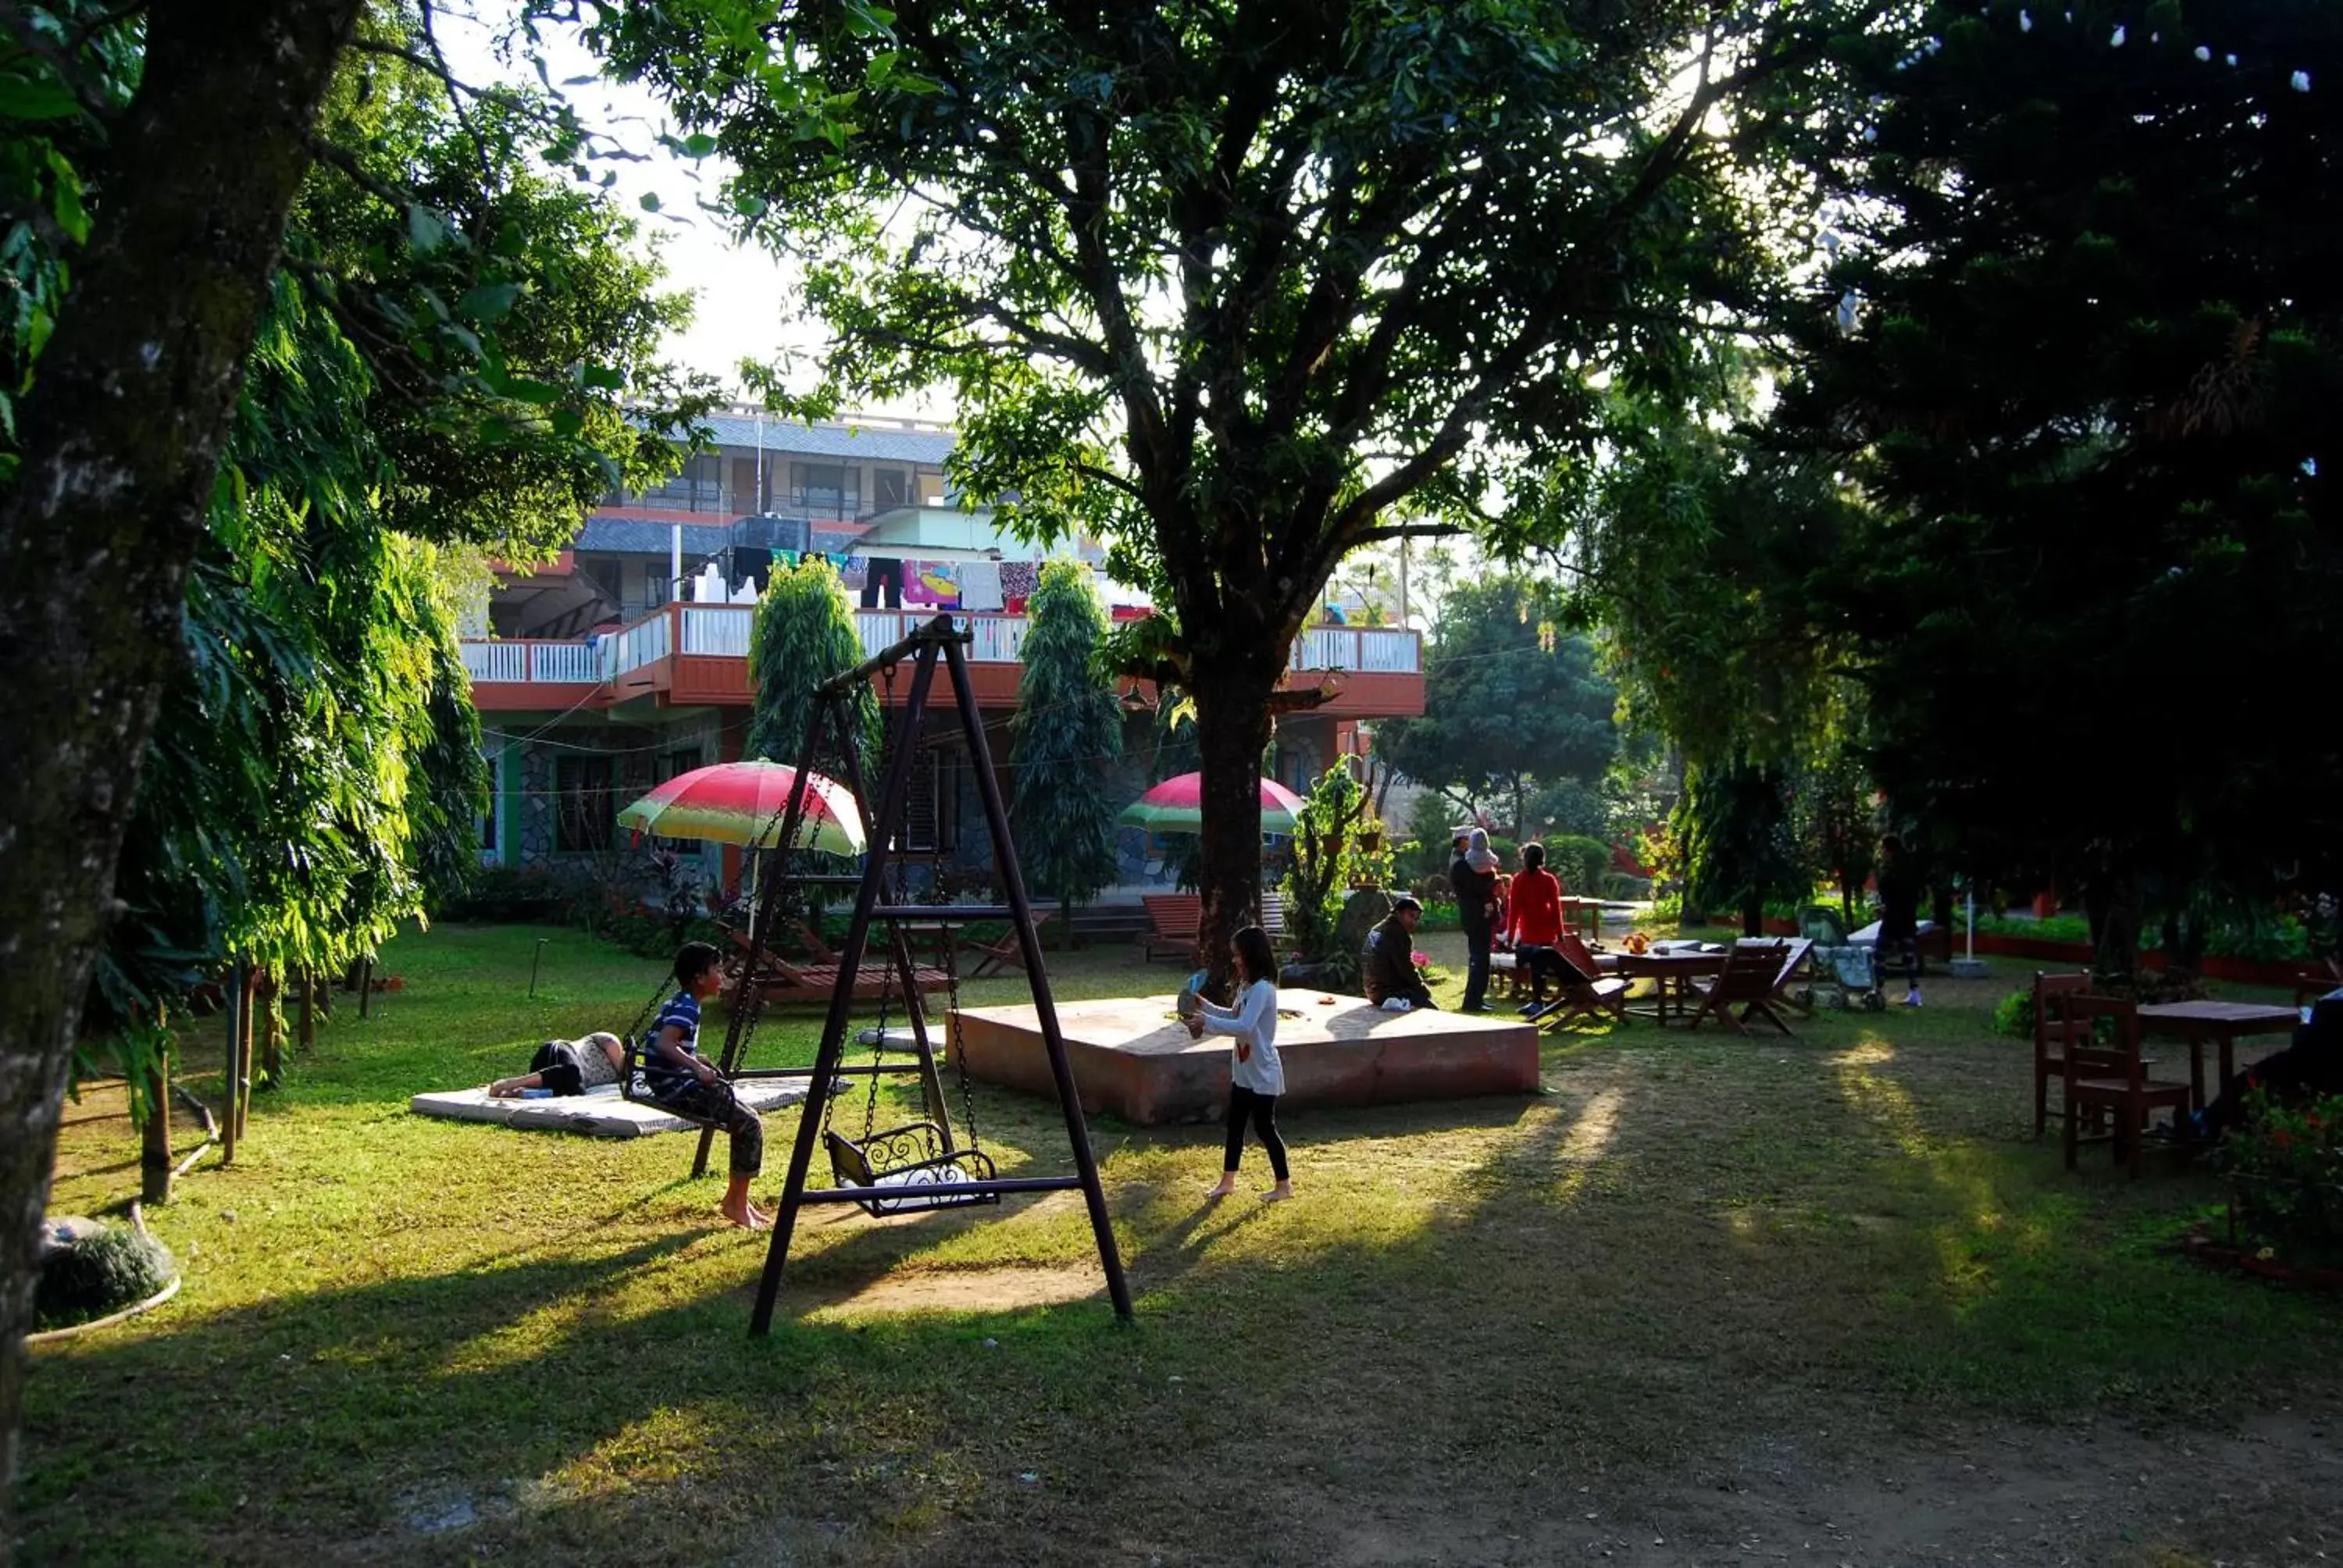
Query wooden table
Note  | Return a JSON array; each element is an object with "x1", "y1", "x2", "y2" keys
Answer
[
  {"x1": 1607, "y1": 949, "x2": 1727, "y2": 1025},
  {"x1": 1560, "y1": 896, "x2": 1608, "y2": 940},
  {"x1": 2135, "y1": 1000, "x2": 2301, "y2": 1111}
]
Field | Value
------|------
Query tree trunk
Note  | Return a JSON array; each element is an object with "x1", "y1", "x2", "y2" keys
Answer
[
  {"x1": 0, "y1": 2, "x2": 362, "y2": 1538},
  {"x1": 139, "y1": 1048, "x2": 173, "y2": 1210},
  {"x1": 1189, "y1": 667, "x2": 1278, "y2": 993},
  {"x1": 2084, "y1": 867, "x2": 2145, "y2": 986},
  {"x1": 1740, "y1": 894, "x2": 1764, "y2": 939},
  {"x1": 260, "y1": 969, "x2": 283, "y2": 1086},
  {"x1": 298, "y1": 971, "x2": 316, "y2": 1053}
]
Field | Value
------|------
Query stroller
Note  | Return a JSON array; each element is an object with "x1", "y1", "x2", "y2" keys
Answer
[
  {"x1": 1813, "y1": 943, "x2": 1888, "y2": 1011},
  {"x1": 1801, "y1": 907, "x2": 1885, "y2": 1011}
]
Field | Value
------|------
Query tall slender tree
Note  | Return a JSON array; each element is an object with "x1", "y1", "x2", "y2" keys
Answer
[
  {"x1": 1010, "y1": 561, "x2": 1123, "y2": 914},
  {"x1": 747, "y1": 557, "x2": 883, "y2": 771}
]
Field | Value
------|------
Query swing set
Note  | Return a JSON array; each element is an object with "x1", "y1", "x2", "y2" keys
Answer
[{"x1": 620, "y1": 614, "x2": 1132, "y2": 1331}]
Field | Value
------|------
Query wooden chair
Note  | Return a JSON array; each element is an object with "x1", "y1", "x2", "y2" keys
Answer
[
  {"x1": 2059, "y1": 992, "x2": 2192, "y2": 1178},
  {"x1": 1685, "y1": 942, "x2": 1797, "y2": 1037},
  {"x1": 1538, "y1": 933, "x2": 1631, "y2": 1028},
  {"x1": 1138, "y1": 893, "x2": 1202, "y2": 963},
  {"x1": 2031, "y1": 971, "x2": 2094, "y2": 1138}
]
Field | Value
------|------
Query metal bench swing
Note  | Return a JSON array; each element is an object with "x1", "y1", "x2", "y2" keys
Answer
[
  {"x1": 745, "y1": 614, "x2": 1135, "y2": 1336},
  {"x1": 820, "y1": 935, "x2": 999, "y2": 1216}
]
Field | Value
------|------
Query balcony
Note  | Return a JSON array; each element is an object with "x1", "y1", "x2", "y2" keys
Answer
[{"x1": 461, "y1": 605, "x2": 1425, "y2": 718}]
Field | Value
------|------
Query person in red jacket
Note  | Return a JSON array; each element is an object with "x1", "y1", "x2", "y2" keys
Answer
[{"x1": 1506, "y1": 843, "x2": 1585, "y2": 1017}]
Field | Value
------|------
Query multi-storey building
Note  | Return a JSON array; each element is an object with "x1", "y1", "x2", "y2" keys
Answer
[{"x1": 462, "y1": 408, "x2": 1425, "y2": 894}]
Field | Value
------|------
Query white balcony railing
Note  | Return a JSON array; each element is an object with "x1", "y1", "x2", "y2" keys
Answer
[
  {"x1": 465, "y1": 612, "x2": 1421, "y2": 686},
  {"x1": 680, "y1": 605, "x2": 753, "y2": 657},
  {"x1": 609, "y1": 612, "x2": 670, "y2": 678},
  {"x1": 1291, "y1": 627, "x2": 1419, "y2": 675}
]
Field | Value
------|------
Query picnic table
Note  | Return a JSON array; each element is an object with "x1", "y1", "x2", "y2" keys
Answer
[
  {"x1": 1604, "y1": 946, "x2": 1727, "y2": 1025},
  {"x1": 2135, "y1": 1000, "x2": 2301, "y2": 1112}
]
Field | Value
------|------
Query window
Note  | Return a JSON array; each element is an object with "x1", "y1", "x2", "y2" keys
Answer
[
  {"x1": 578, "y1": 554, "x2": 626, "y2": 605},
  {"x1": 915, "y1": 470, "x2": 947, "y2": 505},
  {"x1": 790, "y1": 461, "x2": 858, "y2": 518},
  {"x1": 643, "y1": 455, "x2": 724, "y2": 511},
  {"x1": 872, "y1": 467, "x2": 908, "y2": 508},
  {"x1": 555, "y1": 756, "x2": 615, "y2": 853}
]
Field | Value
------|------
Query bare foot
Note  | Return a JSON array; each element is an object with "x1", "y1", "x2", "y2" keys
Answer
[
  {"x1": 1206, "y1": 1180, "x2": 1238, "y2": 1200},
  {"x1": 1261, "y1": 1182, "x2": 1295, "y2": 1203},
  {"x1": 719, "y1": 1199, "x2": 769, "y2": 1230}
]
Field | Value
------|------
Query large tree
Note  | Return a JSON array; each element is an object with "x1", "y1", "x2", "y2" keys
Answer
[
  {"x1": 0, "y1": 4, "x2": 709, "y2": 1538},
  {"x1": 1772, "y1": 0, "x2": 2343, "y2": 974},
  {"x1": 583, "y1": 0, "x2": 1878, "y2": 968},
  {"x1": 1373, "y1": 576, "x2": 1617, "y2": 839}
]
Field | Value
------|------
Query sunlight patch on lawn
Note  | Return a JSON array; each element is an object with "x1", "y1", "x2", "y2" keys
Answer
[{"x1": 1830, "y1": 1033, "x2": 2039, "y2": 1318}]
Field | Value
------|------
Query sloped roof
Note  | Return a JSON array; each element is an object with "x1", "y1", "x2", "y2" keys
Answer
[
  {"x1": 700, "y1": 414, "x2": 954, "y2": 465},
  {"x1": 574, "y1": 518, "x2": 733, "y2": 555}
]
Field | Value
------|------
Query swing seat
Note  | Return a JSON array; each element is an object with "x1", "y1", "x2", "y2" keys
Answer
[
  {"x1": 619, "y1": 1043, "x2": 737, "y2": 1128},
  {"x1": 825, "y1": 1123, "x2": 1000, "y2": 1216},
  {"x1": 853, "y1": 1026, "x2": 927, "y2": 1054}
]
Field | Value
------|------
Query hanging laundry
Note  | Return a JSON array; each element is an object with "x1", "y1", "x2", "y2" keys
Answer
[
  {"x1": 958, "y1": 559, "x2": 1005, "y2": 612},
  {"x1": 1000, "y1": 561, "x2": 1041, "y2": 611},
  {"x1": 858, "y1": 556, "x2": 904, "y2": 608},
  {"x1": 903, "y1": 560, "x2": 962, "y2": 609}
]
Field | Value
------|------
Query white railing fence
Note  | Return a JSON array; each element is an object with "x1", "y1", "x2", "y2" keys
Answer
[
  {"x1": 681, "y1": 605, "x2": 754, "y2": 657},
  {"x1": 468, "y1": 615, "x2": 1420, "y2": 684}
]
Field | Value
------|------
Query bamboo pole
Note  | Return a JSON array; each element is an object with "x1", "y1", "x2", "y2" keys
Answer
[
  {"x1": 221, "y1": 962, "x2": 242, "y2": 1165},
  {"x1": 235, "y1": 964, "x2": 256, "y2": 1138}
]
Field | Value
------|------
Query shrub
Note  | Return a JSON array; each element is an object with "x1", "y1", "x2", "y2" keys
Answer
[
  {"x1": 37, "y1": 1224, "x2": 177, "y2": 1329},
  {"x1": 1991, "y1": 989, "x2": 2035, "y2": 1039},
  {"x1": 2227, "y1": 1087, "x2": 2343, "y2": 1268},
  {"x1": 1542, "y1": 834, "x2": 1610, "y2": 892}
]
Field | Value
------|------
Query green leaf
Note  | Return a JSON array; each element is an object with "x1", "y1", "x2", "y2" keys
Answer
[
  {"x1": 637, "y1": 191, "x2": 662, "y2": 212},
  {"x1": 0, "y1": 73, "x2": 80, "y2": 122},
  {"x1": 458, "y1": 282, "x2": 523, "y2": 322}
]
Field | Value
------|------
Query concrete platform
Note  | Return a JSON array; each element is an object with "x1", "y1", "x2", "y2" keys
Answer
[{"x1": 952, "y1": 993, "x2": 1539, "y2": 1126}]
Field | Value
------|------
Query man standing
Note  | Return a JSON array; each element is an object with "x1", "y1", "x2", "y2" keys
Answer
[
  {"x1": 1451, "y1": 827, "x2": 1500, "y2": 1014},
  {"x1": 1363, "y1": 896, "x2": 1438, "y2": 1011}
]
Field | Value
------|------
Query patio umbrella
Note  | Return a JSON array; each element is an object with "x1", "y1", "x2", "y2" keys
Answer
[
  {"x1": 617, "y1": 760, "x2": 867, "y2": 856},
  {"x1": 1119, "y1": 772, "x2": 1304, "y2": 834}
]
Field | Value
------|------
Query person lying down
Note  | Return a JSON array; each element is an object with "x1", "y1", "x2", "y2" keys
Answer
[{"x1": 489, "y1": 1032, "x2": 626, "y2": 1097}]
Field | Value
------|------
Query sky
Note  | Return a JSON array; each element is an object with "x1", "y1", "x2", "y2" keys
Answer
[{"x1": 437, "y1": 6, "x2": 919, "y2": 411}]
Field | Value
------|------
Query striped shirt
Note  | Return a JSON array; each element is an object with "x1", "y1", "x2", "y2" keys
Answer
[{"x1": 642, "y1": 991, "x2": 704, "y2": 1097}]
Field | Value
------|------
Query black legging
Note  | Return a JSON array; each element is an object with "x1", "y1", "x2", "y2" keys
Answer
[{"x1": 1225, "y1": 1085, "x2": 1289, "y2": 1181}]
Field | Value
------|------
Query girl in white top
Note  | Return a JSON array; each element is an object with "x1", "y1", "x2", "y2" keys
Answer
[{"x1": 1186, "y1": 925, "x2": 1293, "y2": 1202}]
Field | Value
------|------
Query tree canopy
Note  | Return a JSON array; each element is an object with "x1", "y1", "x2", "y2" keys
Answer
[
  {"x1": 1769, "y1": 0, "x2": 2341, "y2": 964},
  {"x1": 580, "y1": 0, "x2": 1879, "y2": 964},
  {"x1": 1373, "y1": 576, "x2": 1617, "y2": 840}
]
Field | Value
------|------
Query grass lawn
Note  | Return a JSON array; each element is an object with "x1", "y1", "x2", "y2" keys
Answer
[{"x1": 26, "y1": 922, "x2": 2343, "y2": 1566}]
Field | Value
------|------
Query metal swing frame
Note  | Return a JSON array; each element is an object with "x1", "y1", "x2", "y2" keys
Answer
[{"x1": 742, "y1": 615, "x2": 1132, "y2": 1333}]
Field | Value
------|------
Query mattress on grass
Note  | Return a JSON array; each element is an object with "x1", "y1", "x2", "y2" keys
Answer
[{"x1": 410, "y1": 1079, "x2": 811, "y2": 1139}]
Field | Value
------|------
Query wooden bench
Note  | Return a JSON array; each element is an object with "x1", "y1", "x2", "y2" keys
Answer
[{"x1": 1138, "y1": 893, "x2": 1201, "y2": 964}]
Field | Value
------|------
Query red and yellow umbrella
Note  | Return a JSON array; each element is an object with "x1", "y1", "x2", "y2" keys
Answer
[
  {"x1": 1118, "y1": 772, "x2": 1303, "y2": 834},
  {"x1": 618, "y1": 760, "x2": 867, "y2": 855}
]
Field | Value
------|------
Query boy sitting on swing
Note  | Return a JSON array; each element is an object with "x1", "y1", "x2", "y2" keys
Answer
[{"x1": 642, "y1": 941, "x2": 770, "y2": 1231}]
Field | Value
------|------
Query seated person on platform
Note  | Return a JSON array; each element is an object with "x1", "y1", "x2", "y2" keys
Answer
[
  {"x1": 643, "y1": 941, "x2": 769, "y2": 1231},
  {"x1": 490, "y1": 1032, "x2": 625, "y2": 1097},
  {"x1": 2195, "y1": 985, "x2": 2343, "y2": 1141},
  {"x1": 1505, "y1": 843, "x2": 1588, "y2": 1017},
  {"x1": 1363, "y1": 896, "x2": 1437, "y2": 1012}
]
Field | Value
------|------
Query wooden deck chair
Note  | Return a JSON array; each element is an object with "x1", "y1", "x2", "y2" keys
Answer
[
  {"x1": 1685, "y1": 942, "x2": 1798, "y2": 1037},
  {"x1": 1749, "y1": 936, "x2": 1817, "y2": 1017},
  {"x1": 1138, "y1": 893, "x2": 1202, "y2": 963},
  {"x1": 1538, "y1": 932, "x2": 1631, "y2": 1028}
]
